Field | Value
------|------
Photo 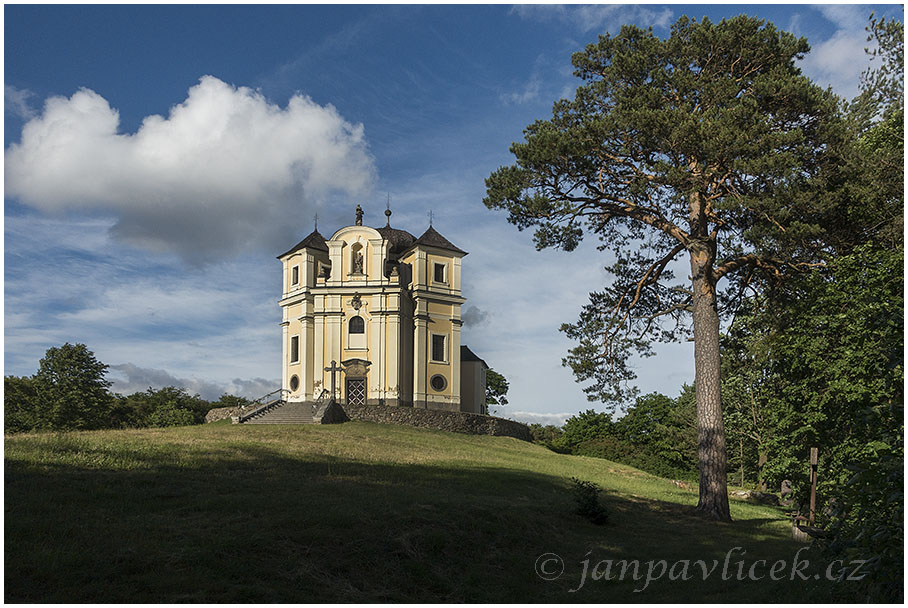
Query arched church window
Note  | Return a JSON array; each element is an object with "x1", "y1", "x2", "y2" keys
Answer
[{"x1": 349, "y1": 316, "x2": 365, "y2": 334}]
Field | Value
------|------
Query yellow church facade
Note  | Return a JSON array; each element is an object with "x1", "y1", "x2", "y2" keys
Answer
[{"x1": 277, "y1": 206, "x2": 486, "y2": 413}]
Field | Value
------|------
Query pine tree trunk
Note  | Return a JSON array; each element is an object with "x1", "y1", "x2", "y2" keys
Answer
[{"x1": 689, "y1": 245, "x2": 732, "y2": 521}]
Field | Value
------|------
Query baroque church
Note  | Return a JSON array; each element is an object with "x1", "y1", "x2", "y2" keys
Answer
[{"x1": 277, "y1": 205, "x2": 488, "y2": 414}]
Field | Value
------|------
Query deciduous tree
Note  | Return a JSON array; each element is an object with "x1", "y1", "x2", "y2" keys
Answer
[
  {"x1": 485, "y1": 369, "x2": 510, "y2": 408},
  {"x1": 4, "y1": 375, "x2": 41, "y2": 432},
  {"x1": 34, "y1": 343, "x2": 113, "y2": 430}
]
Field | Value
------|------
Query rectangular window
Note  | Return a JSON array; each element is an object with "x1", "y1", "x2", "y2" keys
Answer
[
  {"x1": 290, "y1": 335, "x2": 299, "y2": 363},
  {"x1": 291, "y1": 265, "x2": 299, "y2": 285},
  {"x1": 431, "y1": 334, "x2": 446, "y2": 362},
  {"x1": 433, "y1": 262, "x2": 446, "y2": 283}
]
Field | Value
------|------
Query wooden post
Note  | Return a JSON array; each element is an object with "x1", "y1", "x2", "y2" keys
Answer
[
  {"x1": 808, "y1": 447, "x2": 818, "y2": 525},
  {"x1": 739, "y1": 438, "x2": 745, "y2": 487}
]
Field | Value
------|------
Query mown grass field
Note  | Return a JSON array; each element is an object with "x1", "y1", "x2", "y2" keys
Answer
[{"x1": 6, "y1": 421, "x2": 835, "y2": 602}]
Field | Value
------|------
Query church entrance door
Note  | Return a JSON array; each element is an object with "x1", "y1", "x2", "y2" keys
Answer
[{"x1": 345, "y1": 378, "x2": 366, "y2": 406}]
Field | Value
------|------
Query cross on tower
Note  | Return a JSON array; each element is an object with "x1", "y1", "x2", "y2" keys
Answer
[{"x1": 324, "y1": 360, "x2": 344, "y2": 403}]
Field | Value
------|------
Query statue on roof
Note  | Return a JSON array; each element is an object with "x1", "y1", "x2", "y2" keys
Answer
[{"x1": 355, "y1": 204, "x2": 363, "y2": 226}]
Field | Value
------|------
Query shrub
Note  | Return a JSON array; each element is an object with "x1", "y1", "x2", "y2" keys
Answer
[
  {"x1": 146, "y1": 401, "x2": 196, "y2": 428},
  {"x1": 528, "y1": 423, "x2": 563, "y2": 447},
  {"x1": 820, "y1": 404, "x2": 903, "y2": 602},
  {"x1": 570, "y1": 477, "x2": 609, "y2": 525}
]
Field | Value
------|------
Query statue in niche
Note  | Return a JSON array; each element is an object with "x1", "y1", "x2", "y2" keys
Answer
[{"x1": 352, "y1": 250, "x2": 364, "y2": 274}]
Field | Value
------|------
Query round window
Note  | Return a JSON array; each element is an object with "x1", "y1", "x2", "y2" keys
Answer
[
  {"x1": 289, "y1": 375, "x2": 300, "y2": 391},
  {"x1": 430, "y1": 374, "x2": 447, "y2": 392}
]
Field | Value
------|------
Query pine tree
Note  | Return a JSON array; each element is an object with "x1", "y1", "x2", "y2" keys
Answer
[{"x1": 484, "y1": 16, "x2": 845, "y2": 520}]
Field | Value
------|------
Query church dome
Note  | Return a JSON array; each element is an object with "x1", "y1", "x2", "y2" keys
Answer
[{"x1": 375, "y1": 225, "x2": 416, "y2": 257}]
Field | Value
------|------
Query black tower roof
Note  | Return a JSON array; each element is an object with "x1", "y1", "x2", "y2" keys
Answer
[
  {"x1": 412, "y1": 225, "x2": 467, "y2": 255},
  {"x1": 277, "y1": 230, "x2": 329, "y2": 258}
]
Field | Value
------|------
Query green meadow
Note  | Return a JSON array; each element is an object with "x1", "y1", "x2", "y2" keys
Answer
[{"x1": 6, "y1": 422, "x2": 835, "y2": 602}]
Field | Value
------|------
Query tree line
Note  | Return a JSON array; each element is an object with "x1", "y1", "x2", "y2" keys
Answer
[
  {"x1": 530, "y1": 388, "x2": 697, "y2": 481},
  {"x1": 5, "y1": 342, "x2": 250, "y2": 432}
]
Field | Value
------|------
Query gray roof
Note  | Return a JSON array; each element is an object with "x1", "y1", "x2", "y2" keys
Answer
[
  {"x1": 412, "y1": 225, "x2": 468, "y2": 256},
  {"x1": 277, "y1": 230, "x2": 328, "y2": 258},
  {"x1": 375, "y1": 225, "x2": 416, "y2": 256},
  {"x1": 461, "y1": 345, "x2": 488, "y2": 368}
]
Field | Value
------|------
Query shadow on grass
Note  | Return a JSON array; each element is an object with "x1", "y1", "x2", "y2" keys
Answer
[{"x1": 6, "y1": 440, "x2": 832, "y2": 603}]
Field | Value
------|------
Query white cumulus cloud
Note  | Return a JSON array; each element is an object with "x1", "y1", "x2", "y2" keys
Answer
[
  {"x1": 5, "y1": 76, "x2": 376, "y2": 262},
  {"x1": 798, "y1": 16, "x2": 876, "y2": 101}
]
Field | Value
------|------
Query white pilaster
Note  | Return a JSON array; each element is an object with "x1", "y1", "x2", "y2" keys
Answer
[
  {"x1": 386, "y1": 294, "x2": 400, "y2": 402},
  {"x1": 369, "y1": 237, "x2": 387, "y2": 283},
  {"x1": 314, "y1": 294, "x2": 325, "y2": 397},
  {"x1": 281, "y1": 321, "x2": 290, "y2": 394},
  {"x1": 299, "y1": 300, "x2": 314, "y2": 401},
  {"x1": 413, "y1": 303, "x2": 429, "y2": 407},
  {"x1": 327, "y1": 241, "x2": 344, "y2": 286},
  {"x1": 452, "y1": 256, "x2": 462, "y2": 294},
  {"x1": 369, "y1": 296, "x2": 384, "y2": 401},
  {"x1": 451, "y1": 318, "x2": 463, "y2": 409}
]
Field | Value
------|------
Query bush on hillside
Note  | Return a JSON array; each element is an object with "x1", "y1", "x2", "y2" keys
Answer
[
  {"x1": 570, "y1": 477, "x2": 609, "y2": 525},
  {"x1": 112, "y1": 386, "x2": 211, "y2": 428},
  {"x1": 146, "y1": 401, "x2": 197, "y2": 428},
  {"x1": 528, "y1": 423, "x2": 564, "y2": 448}
]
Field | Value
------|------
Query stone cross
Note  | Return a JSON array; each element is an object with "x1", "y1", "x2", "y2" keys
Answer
[{"x1": 324, "y1": 360, "x2": 343, "y2": 403}]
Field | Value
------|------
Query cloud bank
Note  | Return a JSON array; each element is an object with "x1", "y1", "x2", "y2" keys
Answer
[
  {"x1": 109, "y1": 363, "x2": 278, "y2": 401},
  {"x1": 5, "y1": 76, "x2": 376, "y2": 262},
  {"x1": 512, "y1": 4, "x2": 673, "y2": 35}
]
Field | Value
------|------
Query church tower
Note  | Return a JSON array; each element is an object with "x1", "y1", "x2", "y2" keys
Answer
[
  {"x1": 277, "y1": 205, "x2": 473, "y2": 412},
  {"x1": 397, "y1": 225, "x2": 467, "y2": 410}
]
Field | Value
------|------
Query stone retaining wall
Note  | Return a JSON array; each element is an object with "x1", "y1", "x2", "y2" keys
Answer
[
  {"x1": 207, "y1": 401, "x2": 532, "y2": 442},
  {"x1": 340, "y1": 404, "x2": 532, "y2": 441},
  {"x1": 205, "y1": 406, "x2": 242, "y2": 423}
]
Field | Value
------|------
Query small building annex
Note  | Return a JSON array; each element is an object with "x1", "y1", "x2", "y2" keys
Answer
[{"x1": 277, "y1": 205, "x2": 488, "y2": 414}]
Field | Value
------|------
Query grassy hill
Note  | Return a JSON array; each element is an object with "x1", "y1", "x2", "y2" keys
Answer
[{"x1": 6, "y1": 422, "x2": 828, "y2": 602}]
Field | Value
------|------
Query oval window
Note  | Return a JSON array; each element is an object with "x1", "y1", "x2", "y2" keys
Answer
[
  {"x1": 289, "y1": 375, "x2": 300, "y2": 391},
  {"x1": 430, "y1": 374, "x2": 447, "y2": 392}
]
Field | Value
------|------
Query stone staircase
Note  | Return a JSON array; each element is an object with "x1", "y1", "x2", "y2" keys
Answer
[{"x1": 242, "y1": 401, "x2": 315, "y2": 425}]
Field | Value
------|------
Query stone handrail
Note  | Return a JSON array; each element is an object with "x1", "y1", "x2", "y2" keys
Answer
[{"x1": 231, "y1": 389, "x2": 290, "y2": 424}]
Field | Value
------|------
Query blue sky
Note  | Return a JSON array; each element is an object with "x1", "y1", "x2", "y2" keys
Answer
[{"x1": 4, "y1": 3, "x2": 903, "y2": 425}]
